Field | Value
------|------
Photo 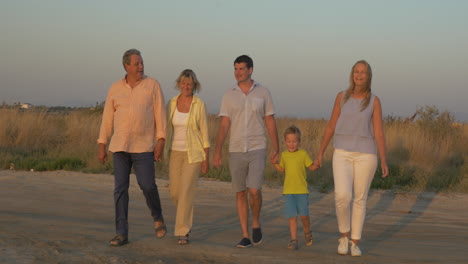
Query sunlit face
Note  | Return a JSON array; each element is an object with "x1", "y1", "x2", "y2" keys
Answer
[
  {"x1": 179, "y1": 77, "x2": 194, "y2": 97},
  {"x1": 125, "y1": 54, "x2": 144, "y2": 80},
  {"x1": 285, "y1": 133, "x2": 300, "y2": 152},
  {"x1": 234, "y1": 62, "x2": 253, "y2": 83},
  {"x1": 353, "y1": 63, "x2": 368, "y2": 87}
]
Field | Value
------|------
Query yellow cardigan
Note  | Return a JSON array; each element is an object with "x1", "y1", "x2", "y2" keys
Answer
[{"x1": 167, "y1": 95, "x2": 210, "y2": 163}]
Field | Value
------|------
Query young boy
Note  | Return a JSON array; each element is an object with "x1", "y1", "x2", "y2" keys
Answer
[{"x1": 272, "y1": 125, "x2": 319, "y2": 250}]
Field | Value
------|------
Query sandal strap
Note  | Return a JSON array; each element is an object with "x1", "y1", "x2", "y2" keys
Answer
[
  {"x1": 178, "y1": 235, "x2": 190, "y2": 245},
  {"x1": 109, "y1": 235, "x2": 128, "y2": 246},
  {"x1": 288, "y1": 239, "x2": 298, "y2": 249},
  {"x1": 110, "y1": 235, "x2": 126, "y2": 242},
  {"x1": 154, "y1": 223, "x2": 167, "y2": 238},
  {"x1": 154, "y1": 224, "x2": 166, "y2": 232}
]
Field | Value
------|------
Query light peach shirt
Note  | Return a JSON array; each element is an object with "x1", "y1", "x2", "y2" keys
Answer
[{"x1": 97, "y1": 76, "x2": 167, "y2": 153}]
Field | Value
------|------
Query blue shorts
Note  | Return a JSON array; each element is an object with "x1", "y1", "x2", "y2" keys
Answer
[{"x1": 284, "y1": 194, "x2": 309, "y2": 218}]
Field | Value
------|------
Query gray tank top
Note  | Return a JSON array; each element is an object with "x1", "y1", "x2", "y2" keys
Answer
[{"x1": 333, "y1": 93, "x2": 377, "y2": 154}]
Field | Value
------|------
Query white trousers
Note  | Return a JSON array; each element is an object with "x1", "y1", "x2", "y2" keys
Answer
[{"x1": 333, "y1": 148, "x2": 377, "y2": 240}]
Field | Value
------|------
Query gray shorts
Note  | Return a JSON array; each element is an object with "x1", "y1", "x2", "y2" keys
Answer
[{"x1": 229, "y1": 149, "x2": 267, "y2": 192}]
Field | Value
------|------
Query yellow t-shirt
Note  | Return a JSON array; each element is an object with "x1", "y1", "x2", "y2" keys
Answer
[{"x1": 279, "y1": 149, "x2": 313, "y2": 194}]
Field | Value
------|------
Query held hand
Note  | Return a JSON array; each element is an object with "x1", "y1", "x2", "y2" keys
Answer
[
  {"x1": 270, "y1": 156, "x2": 277, "y2": 164},
  {"x1": 201, "y1": 160, "x2": 209, "y2": 174},
  {"x1": 311, "y1": 163, "x2": 320, "y2": 171},
  {"x1": 270, "y1": 154, "x2": 278, "y2": 164},
  {"x1": 98, "y1": 144, "x2": 107, "y2": 164},
  {"x1": 316, "y1": 155, "x2": 323, "y2": 168},
  {"x1": 270, "y1": 151, "x2": 279, "y2": 165},
  {"x1": 212, "y1": 152, "x2": 222, "y2": 169}
]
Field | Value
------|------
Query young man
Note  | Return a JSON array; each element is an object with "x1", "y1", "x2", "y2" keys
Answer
[{"x1": 213, "y1": 55, "x2": 279, "y2": 248}]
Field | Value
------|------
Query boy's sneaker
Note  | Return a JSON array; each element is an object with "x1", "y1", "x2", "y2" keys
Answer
[
  {"x1": 350, "y1": 241, "x2": 362, "y2": 257},
  {"x1": 252, "y1": 228, "x2": 263, "y2": 245},
  {"x1": 337, "y1": 236, "x2": 349, "y2": 255},
  {"x1": 236, "y1": 237, "x2": 252, "y2": 248}
]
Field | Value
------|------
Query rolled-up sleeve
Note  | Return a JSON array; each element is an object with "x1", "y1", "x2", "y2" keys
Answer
[
  {"x1": 199, "y1": 101, "x2": 210, "y2": 148},
  {"x1": 97, "y1": 87, "x2": 115, "y2": 144}
]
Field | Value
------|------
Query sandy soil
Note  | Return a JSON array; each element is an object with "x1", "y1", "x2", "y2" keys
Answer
[{"x1": 0, "y1": 170, "x2": 467, "y2": 264}]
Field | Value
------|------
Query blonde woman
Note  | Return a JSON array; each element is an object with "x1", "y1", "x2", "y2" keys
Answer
[
  {"x1": 316, "y1": 60, "x2": 388, "y2": 256},
  {"x1": 167, "y1": 69, "x2": 210, "y2": 245}
]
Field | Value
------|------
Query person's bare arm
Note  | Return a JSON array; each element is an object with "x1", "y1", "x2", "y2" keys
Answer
[
  {"x1": 98, "y1": 143, "x2": 107, "y2": 164},
  {"x1": 316, "y1": 92, "x2": 343, "y2": 167},
  {"x1": 308, "y1": 163, "x2": 319, "y2": 171},
  {"x1": 154, "y1": 138, "x2": 165, "y2": 162},
  {"x1": 265, "y1": 114, "x2": 279, "y2": 164},
  {"x1": 373, "y1": 96, "x2": 389, "y2": 178},
  {"x1": 213, "y1": 116, "x2": 230, "y2": 169},
  {"x1": 272, "y1": 163, "x2": 285, "y2": 172},
  {"x1": 201, "y1": 148, "x2": 210, "y2": 174}
]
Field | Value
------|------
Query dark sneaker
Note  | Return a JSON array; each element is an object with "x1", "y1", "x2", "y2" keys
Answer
[
  {"x1": 252, "y1": 227, "x2": 263, "y2": 245},
  {"x1": 236, "y1": 237, "x2": 253, "y2": 248}
]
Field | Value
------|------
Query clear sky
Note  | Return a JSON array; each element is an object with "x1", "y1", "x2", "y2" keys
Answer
[{"x1": 2, "y1": 0, "x2": 467, "y2": 120}]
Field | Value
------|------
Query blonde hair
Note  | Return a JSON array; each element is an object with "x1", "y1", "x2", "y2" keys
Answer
[
  {"x1": 175, "y1": 69, "x2": 201, "y2": 93},
  {"x1": 284, "y1": 125, "x2": 301, "y2": 141},
  {"x1": 342, "y1": 60, "x2": 373, "y2": 111}
]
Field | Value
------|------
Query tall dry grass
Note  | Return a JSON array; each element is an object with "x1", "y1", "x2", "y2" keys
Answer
[
  {"x1": 1, "y1": 107, "x2": 467, "y2": 192},
  {"x1": 0, "y1": 109, "x2": 105, "y2": 172}
]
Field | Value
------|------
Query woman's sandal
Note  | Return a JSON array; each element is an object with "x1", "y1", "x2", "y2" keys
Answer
[
  {"x1": 287, "y1": 239, "x2": 298, "y2": 250},
  {"x1": 178, "y1": 234, "x2": 190, "y2": 245},
  {"x1": 154, "y1": 222, "x2": 167, "y2": 238},
  {"x1": 304, "y1": 231, "x2": 313, "y2": 246},
  {"x1": 109, "y1": 235, "x2": 128, "y2": 247}
]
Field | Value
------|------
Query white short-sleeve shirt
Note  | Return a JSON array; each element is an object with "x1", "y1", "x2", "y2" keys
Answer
[{"x1": 219, "y1": 81, "x2": 275, "y2": 153}]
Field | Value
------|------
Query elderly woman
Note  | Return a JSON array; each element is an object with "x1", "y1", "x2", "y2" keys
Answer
[
  {"x1": 316, "y1": 60, "x2": 388, "y2": 256},
  {"x1": 167, "y1": 69, "x2": 210, "y2": 245}
]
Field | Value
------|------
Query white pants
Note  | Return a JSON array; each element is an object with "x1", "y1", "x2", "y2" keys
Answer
[{"x1": 333, "y1": 148, "x2": 377, "y2": 240}]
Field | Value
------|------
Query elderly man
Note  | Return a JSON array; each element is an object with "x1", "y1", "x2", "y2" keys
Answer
[{"x1": 97, "y1": 49, "x2": 167, "y2": 246}]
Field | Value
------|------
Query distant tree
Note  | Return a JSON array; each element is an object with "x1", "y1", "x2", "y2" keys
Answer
[{"x1": 90, "y1": 101, "x2": 105, "y2": 114}]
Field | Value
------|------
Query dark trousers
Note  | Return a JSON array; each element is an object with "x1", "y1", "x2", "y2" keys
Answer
[{"x1": 113, "y1": 152, "x2": 163, "y2": 236}]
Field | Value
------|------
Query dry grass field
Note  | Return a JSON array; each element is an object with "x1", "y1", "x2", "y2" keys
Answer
[{"x1": 1, "y1": 106, "x2": 467, "y2": 192}]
